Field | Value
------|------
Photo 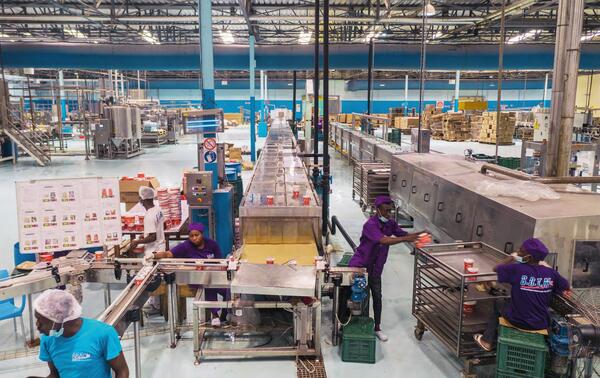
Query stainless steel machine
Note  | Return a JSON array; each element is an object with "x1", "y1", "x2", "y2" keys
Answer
[{"x1": 94, "y1": 105, "x2": 143, "y2": 159}]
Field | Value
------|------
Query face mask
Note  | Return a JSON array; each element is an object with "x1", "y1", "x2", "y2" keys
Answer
[
  {"x1": 515, "y1": 255, "x2": 529, "y2": 264},
  {"x1": 377, "y1": 210, "x2": 389, "y2": 223},
  {"x1": 49, "y1": 322, "x2": 64, "y2": 338}
]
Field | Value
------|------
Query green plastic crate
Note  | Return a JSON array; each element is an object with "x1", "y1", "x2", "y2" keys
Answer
[
  {"x1": 337, "y1": 253, "x2": 354, "y2": 267},
  {"x1": 496, "y1": 368, "x2": 531, "y2": 378},
  {"x1": 341, "y1": 316, "x2": 376, "y2": 364},
  {"x1": 497, "y1": 157, "x2": 521, "y2": 170},
  {"x1": 496, "y1": 326, "x2": 547, "y2": 378}
]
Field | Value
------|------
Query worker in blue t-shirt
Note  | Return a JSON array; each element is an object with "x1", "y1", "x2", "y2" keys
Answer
[
  {"x1": 26, "y1": 289, "x2": 129, "y2": 378},
  {"x1": 474, "y1": 238, "x2": 571, "y2": 351}
]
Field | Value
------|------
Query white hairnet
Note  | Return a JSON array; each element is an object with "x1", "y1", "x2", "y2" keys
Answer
[
  {"x1": 138, "y1": 186, "x2": 156, "y2": 200},
  {"x1": 33, "y1": 289, "x2": 82, "y2": 324}
]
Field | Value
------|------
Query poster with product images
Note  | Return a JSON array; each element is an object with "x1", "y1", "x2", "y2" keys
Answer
[{"x1": 16, "y1": 177, "x2": 122, "y2": 254}]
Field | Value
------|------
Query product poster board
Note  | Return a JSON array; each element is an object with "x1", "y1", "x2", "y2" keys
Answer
[{"x1": 16, "y1": 177, "x2": 122, "y2": 254}]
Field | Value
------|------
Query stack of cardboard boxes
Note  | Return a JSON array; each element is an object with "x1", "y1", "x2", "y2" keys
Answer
[
  {"x1": 394, "y1": 117, "x2": 419, "y2": 134},
  {"x1": 478, "y1": 111, "x2": 517, "y2": 145},
  {"x1": 120, "y1": 176, "x2": 161, "y2": 211},
  {"x1": 441, "y1": 113, "x2": 470, "y2": 141}
]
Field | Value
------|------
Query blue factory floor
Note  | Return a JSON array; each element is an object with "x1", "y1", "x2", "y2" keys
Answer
[{"x1": 0, "y1": 126, "x2": 469, "y2": 377}]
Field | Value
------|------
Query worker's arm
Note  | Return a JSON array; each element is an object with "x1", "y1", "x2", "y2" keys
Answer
[
  {"x1": 379, "y1": 233, "x2": 419, "y2": 245},
  {"x1": 108, "y1": 352, "x2": 129, "y2": 378},
  {"x1": 154, "y1": 251, "x2": 174, "y2": 259},
  {"x1": 493, "y1": 255, "x2": 516, "y2": 273},
  {"x1": 129, "y1": 232, "x2": 157, "y2": 250}
]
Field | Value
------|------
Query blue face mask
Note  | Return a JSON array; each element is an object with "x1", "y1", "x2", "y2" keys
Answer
[
  {"x1": 49, "y1": 323, "x2": 64, "y2": 338},
  {"x1": 378, "y1": 215, "x2": 389, "y2": 223}
]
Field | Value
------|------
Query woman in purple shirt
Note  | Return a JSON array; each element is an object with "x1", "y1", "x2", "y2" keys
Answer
[
  {"x1": 154, "y1": 223, "x2": 228, "y2": 327},
  {"x1": 348, "y1": 195, "x2": 423, "y2": 342},
  {"x1": 474, "y1": 238, "x2": 571, "y2": 351}
]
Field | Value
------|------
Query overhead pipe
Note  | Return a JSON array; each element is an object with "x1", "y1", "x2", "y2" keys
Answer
[{"x1": 480, "y1": 164, "x2": 600, "y2": 185}]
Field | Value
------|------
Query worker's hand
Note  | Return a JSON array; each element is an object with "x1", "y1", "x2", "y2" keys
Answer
[
  {"x1": 128, "y1": 240, "x2": 139, "y2": 251},
  {"x1": 562, "y1": 289, "x2": 573, "y2": 299},
  {"x1": 405, "y1": 233, "x2": 420, "y2": 242}
]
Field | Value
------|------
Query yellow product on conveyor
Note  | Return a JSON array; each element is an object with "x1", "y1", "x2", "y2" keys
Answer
[{"x1": 239, "y1": 243, "x2": 318, "y2": 266}]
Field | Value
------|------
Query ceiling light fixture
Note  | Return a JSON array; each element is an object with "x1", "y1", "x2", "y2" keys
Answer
[
  {"x1": 423, "y1": 1, "x2": 436, "y2": 17},
  {"x1": 299, "y1": 30, "x2": 312, "y2": 44},
  {"x1": 507, "y1": 29, "x2": 542, "y2": 44},
  {"x1": 432, "y1": 31, "x2": 443, "y2": 39},
  {"x1": 364, "y1": 31, "x2": 381, "y2": 42},
  {"x1": 0, "y1": 33, "x2": 9, "y2": 38},
  {"x1": 581, "y1": 30, "x2": 600, "y2": 41},
  {"x1": 139, "y1": 30, "x2": 160, "y2": 44},
  {"x1": 64, "y1": 26, "x2": 87, "y2": 39},
  {"x1": 22, "y1": 31, "x2": 32, "y2": 36},
  {"x1": 219, "y1": 30, "x2": 234, "y2": 44}
]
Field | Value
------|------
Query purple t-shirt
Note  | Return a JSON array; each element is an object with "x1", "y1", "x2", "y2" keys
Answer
[
  {"x1": 497, "y1": 263, "x2": 570, "y2": 330},
  {"x1": 170, "y1": 238, "x2": 222, "y2": 259},
  {"x1": 348, "y1": 216, "x2": 407, "y2": 277}
]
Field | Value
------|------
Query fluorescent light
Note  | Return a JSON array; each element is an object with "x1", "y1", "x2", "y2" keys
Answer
[
  {"x1": 139, "y1": 30, "x2": 160, "y2": 44},
  {"x1": 64, "y1": 26, "x2": 87, "y2": 39},
  {"x1": 219, "y1": 30, "x2": 234, "y2": 44},
  {"x1": 582, "y1": 30, "x2": 600, "y2": 41},
  {"x1": 432, "y1": 31, "x2": 443, "y2": 39},
  {"x1": 507, "y1": 29, "x2": 542, "y2": 44},
  {"x1": 364, "y1": 31, "x2": 381, "y2": 42},
  {"x1": 22, "y1": 31, "x2": 32, "y2": 36},
  {"x1": 423, "y1": 2, "x2": 436, "y2": 16},
  {"x1": 299, "y1": 31, "x2": 312, "y2": 44},
  {"x1": 0, "y1": 33, "x2": 9, "y2": 38}
]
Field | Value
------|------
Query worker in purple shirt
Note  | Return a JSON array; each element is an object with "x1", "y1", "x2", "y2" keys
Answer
[
  {"x1": 348, "y1": 195, "x2": 424, "y2": 342},
  {"x1": 154, "y1": 223, "x2": 228, "y2": 327},
  {"x1": 474, "y1": 238, "x2": 571, "y2": 351}
]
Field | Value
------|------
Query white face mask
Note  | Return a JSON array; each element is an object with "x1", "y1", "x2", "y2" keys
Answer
[
  {"x1": 49, "y1": 322, "x2": 64, "y2": 338},
  {"x1": 377, "y1": 210, "x2": 389, "y2": 223}
]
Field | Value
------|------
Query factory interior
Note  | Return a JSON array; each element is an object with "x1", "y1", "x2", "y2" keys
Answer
[{"x1": 1, "y1": 0, "x2": 600, "y2": 377}]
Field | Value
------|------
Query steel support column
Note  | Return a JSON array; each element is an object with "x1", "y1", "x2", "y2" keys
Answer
[
  {"x1": 249, "y1": 35, "x2": 257, "y2": 161},
  {"x1": 543, "y1": 72, "x2": 549, "y2": 107},
  {"x1": 313, "y1": 0, "x2": 320, "y2": 173},
  {"x1": 199, "y1": 0, "x2": 217, "y2": 188},
  {"x1": 58, "y1": 70, "x2": 66, "y2": 121},
  {"x1": 454, "y1": 70, "x2": 461, "y2": 112},
  {"x1": 546, "y1": 0, "x2": 585, "y2": 177},
  {"x1": 322, "y1": 0, "x2": 330, "y2": 236},
  {"x1": 367, "y1": 39, "x2": 374, "y2": 115}
]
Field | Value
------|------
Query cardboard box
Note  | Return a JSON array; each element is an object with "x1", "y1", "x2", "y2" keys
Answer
[
  {"x1": 119, "y1": 177, "x2": 160, "y2": 193},
  {"x1": 228, "y1": 147, "x2": 242, "y2": 161},
  {"x1": 119, "y1": 177, "x2": 161, "y2": 203}
]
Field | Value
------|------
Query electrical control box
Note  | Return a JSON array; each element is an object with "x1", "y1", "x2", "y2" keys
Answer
[{"x1": 185, "y1": 171, "x2": 213, "y2": 206}]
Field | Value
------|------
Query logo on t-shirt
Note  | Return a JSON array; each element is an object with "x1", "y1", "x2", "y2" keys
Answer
[
  {"x1": 72, "y1": 352, "x2": 92, "y2": 361},
  {"x1": 519, "y1": 274, "x2": 554, "y2": 293}
]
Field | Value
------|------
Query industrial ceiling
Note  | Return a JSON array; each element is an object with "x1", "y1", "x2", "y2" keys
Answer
[{"x1": 2, "y1": 0, "x2": 600, "y2": 45}]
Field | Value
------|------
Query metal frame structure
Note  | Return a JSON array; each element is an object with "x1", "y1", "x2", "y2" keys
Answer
[{"x1": 2, "y1": 1, "x2": 600, "y2": 45}]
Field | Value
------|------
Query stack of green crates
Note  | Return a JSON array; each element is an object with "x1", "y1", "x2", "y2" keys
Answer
[
  {"x1": 496, "y1": 326, "x2": 548, "y2": 378},
  {"x1": 497, "y1": 157, "x2": 521, "y2": 170},
  {"x1": 341, "y1": 316, "x2": 376, "y2": 364},
  {"x1": 388, "y1": 129, "x2": 402, "y2": 145}
]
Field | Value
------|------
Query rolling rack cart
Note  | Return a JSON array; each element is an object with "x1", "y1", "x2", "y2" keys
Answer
[
  {"x1": 412, "y1": 242, "x2": 511, "y2": 377},
  {"x1": 351, "y1": 161, "x2": 390, "y2": 213}
]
